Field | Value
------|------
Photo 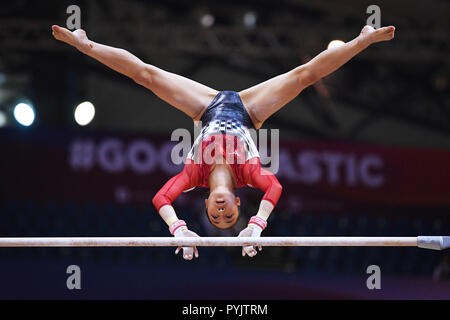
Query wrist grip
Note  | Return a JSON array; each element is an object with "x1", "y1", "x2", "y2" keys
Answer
[
  {"x1": 169, "y1": 220, "x2": 187, "y2": 235},
  {"x1": 248, "y1": 216, "x2": 267, "y2": 231}
]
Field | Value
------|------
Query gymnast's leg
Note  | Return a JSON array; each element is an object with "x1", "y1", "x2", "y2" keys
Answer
[
  {"x1": 239, "y1": 25, "x2": 395, "y2": 129},
  {"x1": 51, "y1": 25, "x2": 219, "y2": 120}
]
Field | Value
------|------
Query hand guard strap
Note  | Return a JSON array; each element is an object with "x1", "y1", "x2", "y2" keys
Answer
[
  {"x1": 248, "y1": 216, "x2": 267, "y2": 231},
  {"x1": 169, "y1": 220, "x2": 187, "y2": 235}
]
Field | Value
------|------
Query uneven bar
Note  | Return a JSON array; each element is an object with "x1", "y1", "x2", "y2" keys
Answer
[{"x1": 0, "y1": 236, "x2": 448, "y2": 250}]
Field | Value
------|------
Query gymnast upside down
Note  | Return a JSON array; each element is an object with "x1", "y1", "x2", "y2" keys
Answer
[{"x1": 52, "y1": 23, "x2": 395, "y2": 260}]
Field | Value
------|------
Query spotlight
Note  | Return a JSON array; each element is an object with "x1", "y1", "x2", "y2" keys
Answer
[
  {"x1": 200, "y1": 14, "x2": 215, "y2": 28},
  {"x1": 243, "y1": 12, "x2": 257, "y2": 28},
  {"x1": 74, "y1": 101, "x2": 95, "y2": 126},
  {"x1": 327, "y1": 40, "x2": 345, "y2": 49},
  {"x1": 13, "y1": 102, "x2": 35, "y2": 127}
]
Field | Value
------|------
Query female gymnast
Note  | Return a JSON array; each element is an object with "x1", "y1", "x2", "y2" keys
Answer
[{"x1": 52, "y1": 23, "x2": 395, "y2": 260}]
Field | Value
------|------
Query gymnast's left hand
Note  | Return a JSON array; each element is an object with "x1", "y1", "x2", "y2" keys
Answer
[{"x1": 238, "y1": 226, "x2": 263, "y2": 258}]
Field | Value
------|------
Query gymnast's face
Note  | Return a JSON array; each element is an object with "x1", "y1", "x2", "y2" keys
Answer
[{"x1": 205, "y1": 190, "x2": 240, "y2": 229}]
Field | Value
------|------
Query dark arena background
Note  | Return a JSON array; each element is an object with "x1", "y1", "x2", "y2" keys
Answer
[{"x1": 0, "y1": 0, "x2": 449, "y2": 303}]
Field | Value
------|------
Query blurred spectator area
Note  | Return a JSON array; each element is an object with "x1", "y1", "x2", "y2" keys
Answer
[{"x1": 0, "y1": 0, "x2": 449, "y2": 148}]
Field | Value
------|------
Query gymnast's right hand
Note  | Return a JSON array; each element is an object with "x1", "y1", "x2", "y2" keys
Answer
[
  {"x1": 173, "y1": 228, "x2": 200, "y2": 261},
  {"x1": 51, "y1": 25, "x2": 92, "y2": 53}
]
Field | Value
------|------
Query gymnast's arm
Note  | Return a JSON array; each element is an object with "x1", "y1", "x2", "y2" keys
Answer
[
  {"x1": 248, "y1": 167, "x2": 283, "y2": 223},
  {"x1": 152, "y1": 163, "x2": 201, "y2": 260},
  {"x1": 152, "y1": 168, "x2": 191, "y2": 228},
  {"x1": 238, "y1": 163, "x2": 283, "y2": 257},
  {"x1": 51, "y1": 25, "x2": 217, "y2": 119}
]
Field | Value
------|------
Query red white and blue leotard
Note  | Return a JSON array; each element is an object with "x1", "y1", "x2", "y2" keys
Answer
[{"x1": 152, "y1": 91, "x2": 282, "y2": 211}]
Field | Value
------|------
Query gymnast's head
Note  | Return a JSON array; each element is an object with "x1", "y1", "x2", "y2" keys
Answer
[{"x1": 205, "y1": 188, "x2": 240, "y2": 229}]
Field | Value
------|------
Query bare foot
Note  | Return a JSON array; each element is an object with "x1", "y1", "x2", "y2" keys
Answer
[
  {"x1": 51, "y1": 25, "x2": 92, "y2": 53},
  {"x1": 359, "y1": 25, "x2": 395, "y2": 48}
]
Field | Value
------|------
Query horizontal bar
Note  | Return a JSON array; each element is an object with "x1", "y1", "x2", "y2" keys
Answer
[
  {"x1": 0, "y1": 236, "x2": 447, "y2": 249},
  {"x1": 0, "y1": 236, "x2": 426, "y2": 247}
]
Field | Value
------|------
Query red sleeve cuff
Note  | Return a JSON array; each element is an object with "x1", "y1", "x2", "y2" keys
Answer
[
  {"x1": 152, "y1": 195, "x2": 172, "y2": 212},
  {"x1": 261, "y1": 195, "x2": 277, "y2": 207}
]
